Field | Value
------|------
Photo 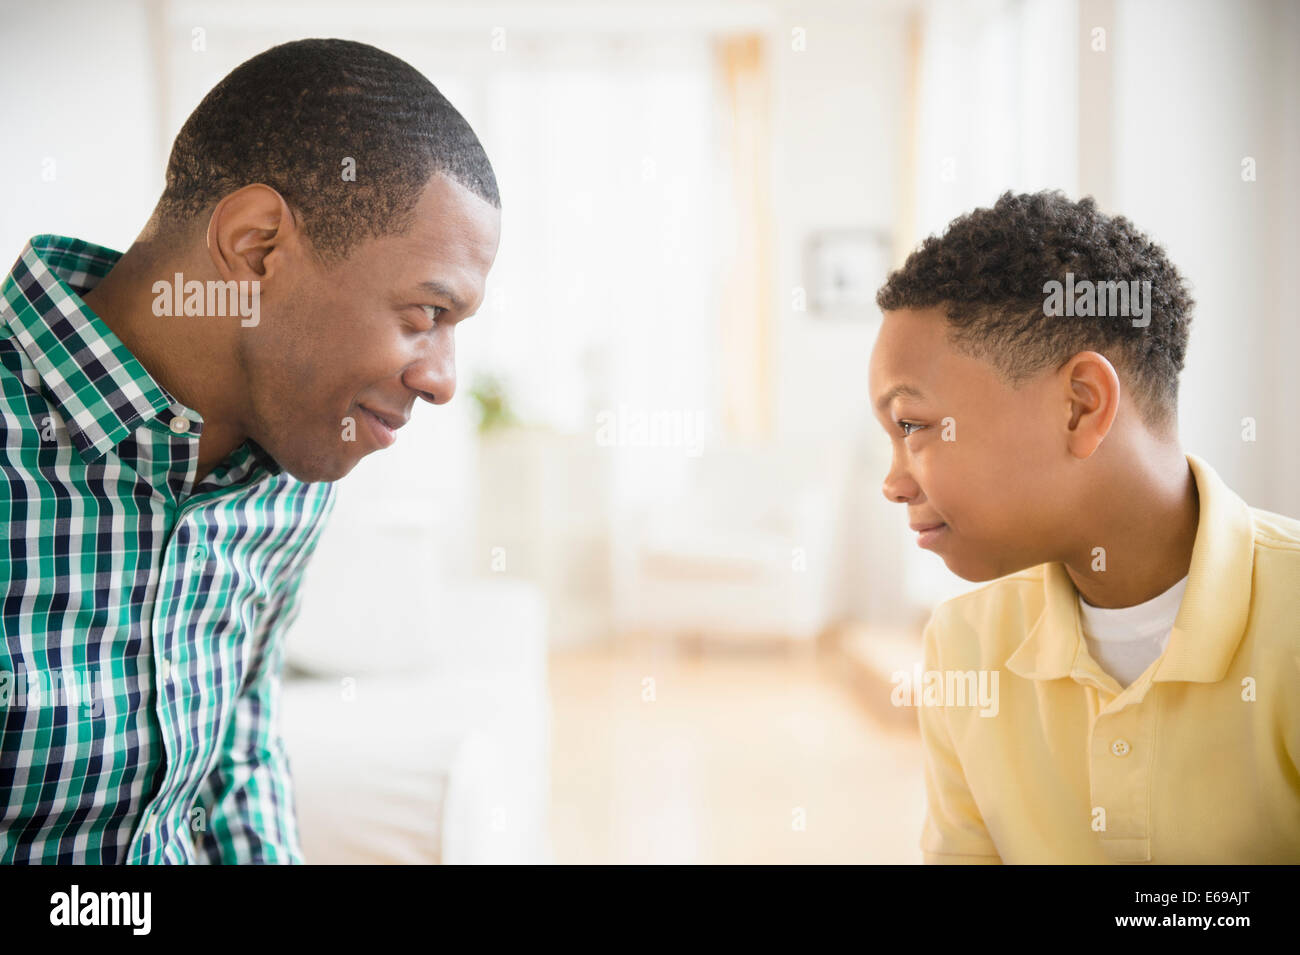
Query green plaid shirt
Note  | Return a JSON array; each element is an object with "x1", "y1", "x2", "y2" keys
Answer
[{"x1": 0, "y1": 235, "x2": 336, "y2": 864}]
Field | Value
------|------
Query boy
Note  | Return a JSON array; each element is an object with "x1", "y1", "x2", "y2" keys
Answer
[{"x1": 869, "y1": 191, "x2": 1299, "y2": 863}]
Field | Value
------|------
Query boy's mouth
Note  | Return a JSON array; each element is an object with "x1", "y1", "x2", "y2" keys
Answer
[{"x1": 909, "y1": 521, "x2": 948, "y2": 549}]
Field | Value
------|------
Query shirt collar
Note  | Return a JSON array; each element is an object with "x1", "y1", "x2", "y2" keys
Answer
[
  {"x1": 1, "y1": 234, "x2": 283, "y2": 477},
  {"x1": 1006, "y1": 452, "x2": 1253, "y2": 687}
]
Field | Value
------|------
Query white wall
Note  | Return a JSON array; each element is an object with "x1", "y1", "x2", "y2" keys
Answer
[
  {"x1": 770, "y1": 1, "x2": 907, "y2": 445},
  {"x1": 1112, "y1": 0, "x2": 1300, "y2": 516},
  {"x1": 0, "y1": 0, "x2": 163, "y2": 257}
]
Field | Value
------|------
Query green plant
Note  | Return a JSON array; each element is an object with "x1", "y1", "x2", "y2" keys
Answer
[{"x1": 467, "y1": 373, "x2": 520, "y2": 435}]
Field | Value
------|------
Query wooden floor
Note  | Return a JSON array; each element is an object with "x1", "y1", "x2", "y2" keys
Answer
[{"x1": 547, "y1": 637, "x2": 926, "y2": 864}]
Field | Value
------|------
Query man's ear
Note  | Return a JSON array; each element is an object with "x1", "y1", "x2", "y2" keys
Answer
[
  {"x1": 205, "y1": 184, "x2": 300, "y2": 281},
  {"x1": 1060, "y1": 350, "x2": 1121, "y2": 459}
]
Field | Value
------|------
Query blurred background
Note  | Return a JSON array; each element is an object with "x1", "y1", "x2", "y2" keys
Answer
[{"x1": 2, "y1": 0, "x2": 1296, "y2": 863}]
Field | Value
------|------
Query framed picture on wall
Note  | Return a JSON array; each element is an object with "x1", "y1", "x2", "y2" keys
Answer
[{"x1": 805, "y1": 228, "x2": 891, "y2": 317}]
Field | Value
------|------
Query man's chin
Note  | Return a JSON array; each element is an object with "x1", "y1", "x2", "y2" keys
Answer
[{"x1": 263, "y1": 445, "x2": 359, "y2": 484}]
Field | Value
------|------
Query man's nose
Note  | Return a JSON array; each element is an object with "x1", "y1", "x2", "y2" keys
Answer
[{"x1": 407, "y1": 339, "x2": 456, "y2": 405}]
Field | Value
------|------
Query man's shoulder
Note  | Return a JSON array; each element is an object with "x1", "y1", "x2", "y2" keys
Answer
[
  {"x1": 268, "y1": 473, "x2": 338, "y2": 531},
  {"x1": 251, "y1": 476, "x2": 338, "y2": 594}
]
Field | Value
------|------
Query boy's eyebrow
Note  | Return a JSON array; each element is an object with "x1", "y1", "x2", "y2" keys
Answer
[
  {"x1": 417, "y1": 279, "x2": 467, "y2": 311},
  {"x1": 875, "y1": 383, "x2": 926, "y2": 412}
]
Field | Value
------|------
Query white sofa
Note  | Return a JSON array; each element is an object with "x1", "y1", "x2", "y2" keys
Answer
[
  {"x1": 280, "y1": 547, "x2": 552, "y2": 864},
  {"x1": 612, "y1": 442, "x2": 848, "y2": 642}
]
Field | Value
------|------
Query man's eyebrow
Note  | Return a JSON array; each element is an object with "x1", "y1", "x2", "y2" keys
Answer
[
  {"x1": 874, "y1": 383, "x2": 926, "y2": 412},
  {"x1": 416, "y1": 280, "x2": 467, "y2": 311}
]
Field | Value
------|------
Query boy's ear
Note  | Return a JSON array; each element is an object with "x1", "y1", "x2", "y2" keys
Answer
[{"x1": 1060, "y1": 350, "x2": 1121, "y2": 459}]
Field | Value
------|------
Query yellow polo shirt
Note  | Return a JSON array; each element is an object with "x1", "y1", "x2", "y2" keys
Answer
[{"x1": 919, "y1": 453, "x2": 1300, "y2": 864}]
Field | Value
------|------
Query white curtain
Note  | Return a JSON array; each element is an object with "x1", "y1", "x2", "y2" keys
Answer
[
  {"x1": 470, "y1": 36, "x2": 723, "y2": 447},
  {"x1": 912, "y1": 0, "x2": 1080, "y2": 244}
]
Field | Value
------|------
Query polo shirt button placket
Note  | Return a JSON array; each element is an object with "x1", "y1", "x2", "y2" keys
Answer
[{"x1": 1091, "y1": 714, "x2": 1152, "y2": 862}]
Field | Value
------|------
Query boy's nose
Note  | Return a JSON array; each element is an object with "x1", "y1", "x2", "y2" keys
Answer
[{"x1": 882, "y1": 466, "x2": 918, "y2": 504}]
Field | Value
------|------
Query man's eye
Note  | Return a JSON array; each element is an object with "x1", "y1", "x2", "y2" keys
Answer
[
  {"x1": 898, "y1": 421, "x2": 924, "y2": 437},
  {"x1": 421, "y1": 305, "x2": 446, "y2": 323}
]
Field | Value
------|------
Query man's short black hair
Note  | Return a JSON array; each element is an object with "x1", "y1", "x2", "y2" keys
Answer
[
  {"x1": 876, "y1": 190, "x2": 1193, "y2": 430},
  {"x1": 158, "y1": 38, "x2": 499, "y2": 261}
]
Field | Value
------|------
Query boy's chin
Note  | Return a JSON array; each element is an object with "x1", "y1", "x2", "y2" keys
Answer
[{"x1": 939, "y1": 549, "x2": 1031, "y2": 584}]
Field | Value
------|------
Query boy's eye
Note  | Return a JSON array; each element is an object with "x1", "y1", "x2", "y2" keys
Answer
[{"x1": 898, "y1": 420, "x2": 923, "y2": 437}]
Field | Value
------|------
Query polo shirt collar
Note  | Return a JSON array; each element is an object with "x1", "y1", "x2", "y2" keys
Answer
[{"x1": 1006, "y1": 452, "x2": 1253, "y2": 686}]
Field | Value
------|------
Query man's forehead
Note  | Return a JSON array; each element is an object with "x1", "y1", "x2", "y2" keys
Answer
[
  {"x1": 403, "y1": 207, "x2": 498, "y2": 256},
  {"x1": 412, "y1": 174, "x2": 500, "y2": 233},
  {"x1": 391, "y1": 217, "x2": 497, "y2": 308}
]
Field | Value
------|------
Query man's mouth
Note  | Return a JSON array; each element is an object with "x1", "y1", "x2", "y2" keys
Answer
[{"x1": 358, "y1": 406, "x2": 398, "y2": 448}]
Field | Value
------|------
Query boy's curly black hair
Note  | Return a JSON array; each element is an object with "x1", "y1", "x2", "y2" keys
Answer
[
  {"x1": 157, "y1": 38, "x2": 499, "y2": 262},
  {"x1": 876, "y1": 191, "x2": 1193, "y2": 430}
]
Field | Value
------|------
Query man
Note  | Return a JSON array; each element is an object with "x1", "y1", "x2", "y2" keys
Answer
[
  {"x1": 0, "y1": 38, "x2": 501, "y2": 863},
  {"x1": 870, "y1": 191, "x2": 1299, "y2": 863}
]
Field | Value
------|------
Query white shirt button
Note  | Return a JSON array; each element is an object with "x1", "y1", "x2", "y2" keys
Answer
[
  {"x1": 169, "y1": 416, "x2": 191, "y2": 434},
  {"x1": 160, "y1": 658, "x2": 173, "y2": 683},
  {"x1": 1111, "y1": 738, "x2": 1131, "y2": 757}
]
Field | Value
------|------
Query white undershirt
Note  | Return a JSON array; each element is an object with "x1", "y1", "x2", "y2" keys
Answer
[{"x1": 1077, "y1": 575, "x2": 1188, "y2": 688}]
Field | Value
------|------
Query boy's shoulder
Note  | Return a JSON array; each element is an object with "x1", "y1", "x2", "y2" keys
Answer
[
  {"x1": 1249, "y1": 505, "x2": 1300, "y2": 553},
  {"x1": 922, "y1": 567, "x2": 1050, "y2": 667},
  {"x1": 1244, "y1": 506, "x2": 1300, "y2": 644},
  {"x1": 932, "y1": 567, "x2": 1047, "y2": 616}
]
